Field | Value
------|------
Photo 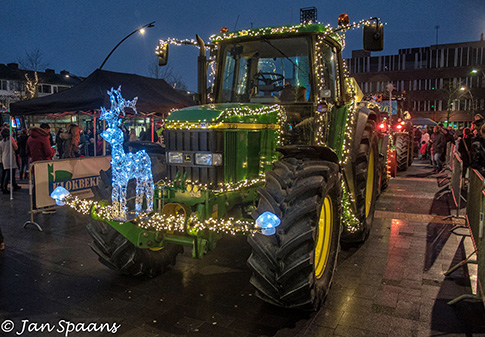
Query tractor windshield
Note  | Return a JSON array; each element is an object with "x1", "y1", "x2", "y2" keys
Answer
[{"x1": 217, "y1": 36, "x2": 314, "y2": 104}]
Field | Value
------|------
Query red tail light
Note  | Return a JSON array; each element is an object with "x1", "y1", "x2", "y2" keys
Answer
[
  {"x1": 379, "y1": 123, "x2": 385, "y2": 129},
  {"x1": 396, "y1": 124, "x2": 402, "y2": 130}
]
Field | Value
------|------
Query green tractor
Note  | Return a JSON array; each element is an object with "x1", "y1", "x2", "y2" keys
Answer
[{"x1": 87, "y1": 14, "x2": 386, "y2": 310}]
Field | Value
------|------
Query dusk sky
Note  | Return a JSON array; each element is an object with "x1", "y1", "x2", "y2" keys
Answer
[{"x1": 2, "y1": 0, "x2": 484, "y2": 91}]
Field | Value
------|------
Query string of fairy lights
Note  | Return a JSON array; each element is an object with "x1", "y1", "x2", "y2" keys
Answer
[{"x1": 63, "y1": 195, "x2": 257, "y2": 235}]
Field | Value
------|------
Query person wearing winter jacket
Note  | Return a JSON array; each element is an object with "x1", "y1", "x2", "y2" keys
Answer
[
  {"x1": 26, "y1": 124, "x2": 54, "y2": 163},
  {"x1": 471, "y1": 125, "x2": 485, "y2": 177},
  {"x1": 431, "y1": 126, "x2": 446, "y2": 173},
  {"x1": 0, "y1": 128, "x2": 20, "y2": 193}
]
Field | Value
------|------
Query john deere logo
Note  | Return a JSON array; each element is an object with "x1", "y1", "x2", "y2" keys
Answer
[{"x1": 48, "y1": 164, "x2": 100, "y2": 194}]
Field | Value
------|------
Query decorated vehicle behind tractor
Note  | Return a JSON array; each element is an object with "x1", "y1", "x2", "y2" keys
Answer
[
  {"x1": 53, "y1": 14, "x2": 388, "y2": 310},
  {"x1": 376, "y1": 93, "x2": 414, "y2": 172}
]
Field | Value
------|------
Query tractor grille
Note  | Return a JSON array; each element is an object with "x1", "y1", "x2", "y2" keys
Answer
[{"x1": 166, "y1": 130, "x2": 224, "y2": 186}]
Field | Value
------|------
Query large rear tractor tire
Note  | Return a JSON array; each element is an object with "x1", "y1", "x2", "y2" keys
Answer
[
  {"x1": 86, "y1": 221, "x2": 183, "y2": 277},
  {"x1": 345, "y1": 121, "x2": 379, "y2": 242},
  {"x1": 248, "y1": 158, "x2": 342, "y2": 310},
  {"x1": 408, "y1": 135, "x2": 414, "y2": 167},
  {"x1": 395, "y1": 133, "x2": 410, "y2": 171}
]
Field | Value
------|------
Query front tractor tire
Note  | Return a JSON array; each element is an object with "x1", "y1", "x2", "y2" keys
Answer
[
  {"x1": 395, "y1": 133, "x2": 410, "y2": 171},
  {"x1": 86, "y1": 221, "x2": 183, "y2": 277},
  {"x1": 248, "y1": 158, "x2": 342, "y2": 310}
]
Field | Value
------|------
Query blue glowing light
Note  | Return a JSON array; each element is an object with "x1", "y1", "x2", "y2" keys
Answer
[
  {"x1": 255, "y1": 211, "x2": 281, "y2": 236},
  {"x1": 50, "y1": 186, "x2": 71, "y2": 206},
  {"x1": 100, "y1": 87, "x2": 154, "y2": 220}
]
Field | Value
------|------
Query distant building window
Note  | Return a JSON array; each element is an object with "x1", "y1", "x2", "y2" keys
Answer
[
  {"x1": 8, "y1": 81, "x2": 22, "y2": 92},
  {"x1": 0, "y1": 80, "x2": 7, "y2": 91},
  {"x1": 38, "y1": 84, "x2": 52, "y2": 94}
]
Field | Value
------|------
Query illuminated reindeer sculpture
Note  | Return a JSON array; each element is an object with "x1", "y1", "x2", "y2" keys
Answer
[{"x1": 100, "y1": 87, "x2": 154, "y2": 220}]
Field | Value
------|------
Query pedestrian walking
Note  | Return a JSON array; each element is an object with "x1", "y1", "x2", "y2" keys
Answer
[
  {"x1": 457, "y1": 128, "x2": 472, "y2": 178},
  {"x1": 0, "y1": 128, "x2": 21, "y2": 194},
  {"x1": 418, "y1": 141, "x2": 427, "y2": 160},
  {"x1": 431, "y1": 126, "x2": 446, "y2": 173}
]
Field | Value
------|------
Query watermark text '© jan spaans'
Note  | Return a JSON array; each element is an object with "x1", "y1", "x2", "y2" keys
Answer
[{"x1": 1, "y1": 319, "x2": 121, "y2": 336}]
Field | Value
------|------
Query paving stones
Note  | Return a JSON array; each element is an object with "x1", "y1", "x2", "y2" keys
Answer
[{"x1": 1, "y1": 163, "x2": 485, "y2": 336}]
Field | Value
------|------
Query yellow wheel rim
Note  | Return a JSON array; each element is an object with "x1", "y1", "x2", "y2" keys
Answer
[
  {"x1": 314, "y1": 195, "x2": 333, "y2": 279},
  {"x1": 149, "y1": 246, "x2": 164, "y2": 251},
  {"x1": 365, "y1": 148, "x2": 375, "y2": 218}
]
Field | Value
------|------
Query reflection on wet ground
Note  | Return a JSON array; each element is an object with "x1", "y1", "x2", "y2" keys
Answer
[{"x1": 0, "y1": 161, "x2": 484, "y2": 336}]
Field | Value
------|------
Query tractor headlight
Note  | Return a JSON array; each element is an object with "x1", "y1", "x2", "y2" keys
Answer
[
  {"x1": 168, "y1": 152, "x2": 183, "y2": 164},
  {"x1": 195, "y1": 153, "x2": 223, "y2": 166}
]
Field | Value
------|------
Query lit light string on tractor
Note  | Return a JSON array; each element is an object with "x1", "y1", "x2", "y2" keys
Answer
[
  {"x1": 61, "y1": 195, "x2": 257, "y2": 236},
  {"x1": 164, "y1": 104, "x2": 286, "y2": 148},
  {"x1": 340, "y1": 180, "x2": 361, "y2": 233}
]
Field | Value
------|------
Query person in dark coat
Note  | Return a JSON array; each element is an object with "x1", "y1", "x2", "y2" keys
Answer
[
  {"x1": 27, "y1": 125, "x2": 54, "y2": 163},
  {"x1": 431, "y1": 126, "x2": 446, "y2": 173},
  {"x1": 471, "y1": 124, "x2": 485, "y2": 177},
  {"x1": 472, "y1": 113, "x2": 484, "y2": 135},
  {"x1": 17, "y1": 128, "x2": 29, "y2": 179},
  {"x1": 56, "y1": 128, "x2": 65, "y2": 159},
  {"x1": 457, "y1": 128, "x2": 473, "y2": 178}
]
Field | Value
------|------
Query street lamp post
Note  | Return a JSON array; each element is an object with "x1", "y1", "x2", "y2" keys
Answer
[{"x1": 99, "y1": 21, "x2": 155, "y2": 70}]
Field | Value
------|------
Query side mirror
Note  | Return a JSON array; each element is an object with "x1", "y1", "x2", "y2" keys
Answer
[
  {"x1": 156, "y1": 41, "x2": 169, "y2": 66},
  {"x1": 363, "y1": 23, "x2": 384, "y2": 51}
]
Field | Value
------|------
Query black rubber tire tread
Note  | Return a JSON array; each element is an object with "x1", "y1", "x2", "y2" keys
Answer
[
  {"x1": 248, "y1": 158, "x2": 342, "y2": 310},
  {"x1": 86, "y1": 220, "x2": 182, "y2": 277},
  {"x1": 351, "y1": 121, "x2": 379, "y2": 240},
  {"x1": 395, "y1": 133, "x2": 410, "y2": 171},
  {"x1": 408, "y1": 135, "x2": 414, "y2": 167}
]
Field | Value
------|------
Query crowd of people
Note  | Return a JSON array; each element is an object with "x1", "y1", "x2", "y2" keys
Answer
[
  {"x1": 413, "y1": 113, "x2": 485, "y2": 177},
  {"x1": 0, "y1": 123, "x2": 162, "y2": 193}
]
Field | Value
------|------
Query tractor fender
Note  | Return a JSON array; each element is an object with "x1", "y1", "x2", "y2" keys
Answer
[
  {"x1": 352, "y1": 104, "x2": 377, "y2": 161},
  {"x1": 277, "y1": 145, "x2": 340, "y2": 167}
]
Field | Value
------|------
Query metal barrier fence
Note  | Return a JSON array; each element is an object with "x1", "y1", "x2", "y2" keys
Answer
[
  {"x1": 443, "y1": 151, "x2": 465, "y2": 220},
  {"x1": 451, "y1": 153, "x2": 464, "y2": 217},
  {"x1": 444, "y1": 142, "x2": 453, "y2": 171},
  {"x1": 466, "y1": 169, "x2": 485, "y2": 306}
]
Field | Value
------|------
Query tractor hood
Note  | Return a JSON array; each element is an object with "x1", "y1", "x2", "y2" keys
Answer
[{"x1": 164, "y1": 103, "x2": 282, "y2": 125}]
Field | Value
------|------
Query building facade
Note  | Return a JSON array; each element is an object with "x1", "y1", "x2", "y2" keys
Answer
[
  {"x1": 0, "y1": 63, "x2": 82, "y2": 115},
  {"x1": 346, "y1": 40, "x2": 485, "y2": 124}
]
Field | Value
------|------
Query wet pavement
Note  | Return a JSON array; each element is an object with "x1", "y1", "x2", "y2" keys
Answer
[{"x1": 1, "y1": 161, "x2": 485, "y2": 337}]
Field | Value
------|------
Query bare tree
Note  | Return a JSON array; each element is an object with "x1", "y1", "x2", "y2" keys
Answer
[
  {"x1": 18, "y1": 49, "x2": 49, "y2": 71},
  {"x1": 146, "y1": 55, "x2": 187, "y2": 90}
]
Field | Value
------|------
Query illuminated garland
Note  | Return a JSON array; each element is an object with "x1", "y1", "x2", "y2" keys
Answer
[
  {"x1": 155, "y1": 175, "x2": 266, "y2": 194},
  {"x1": 210, "y1": 24, "x2": 319, "y2": 42},
  {"x1": 63, "y1": 195, "x2": 256, "y2": 235},
  {"x1": 341, "y1": 181, "x2": 360, "y2": 233},
  {"x1": 156, "y1": 38, "x2": 215, "y2": 51},
  {"x1": 165, "y1": 105, "x2": 286, "y2": 147}
]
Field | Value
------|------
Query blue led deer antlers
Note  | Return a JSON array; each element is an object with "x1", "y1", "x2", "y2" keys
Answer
[{"x1": 100, "y1": 87, "x2": 154, "y2": 220}]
